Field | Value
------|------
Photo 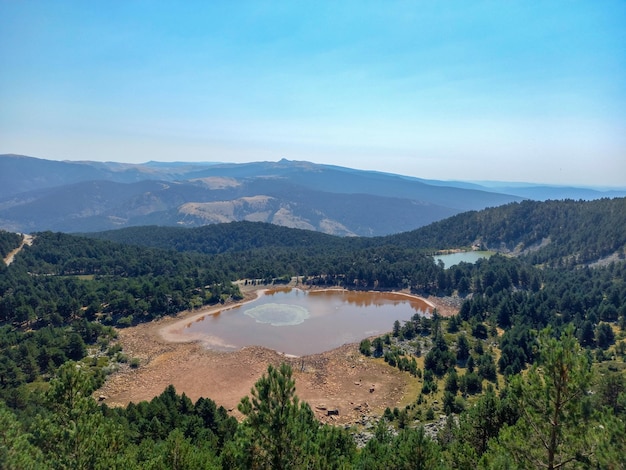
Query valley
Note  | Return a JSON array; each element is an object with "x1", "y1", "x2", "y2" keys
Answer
[
  {"x1": 1, "y1": 196, "x2": 625, "y2": 468},
  {"x1": 2, "y1": 2, "x2": 623, "y2": 465}
]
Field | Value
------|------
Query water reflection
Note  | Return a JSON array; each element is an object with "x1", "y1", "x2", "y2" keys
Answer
[
  {"x1": 185, "y1": 288, "x2": 431, "y2": 356},
  {"x1": 245, "y1": 303, "x2": 310, "y2": 326},
  {"x1": 433, "y1": 251, "x2": 493, "y2": 268}
]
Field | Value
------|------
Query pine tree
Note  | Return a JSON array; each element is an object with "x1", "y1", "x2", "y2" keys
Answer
[
  {"x1": 457, "y1": 334, "x2": 471, "y2": 363},
  {"x1": 31, "y1": 362, "x2": 128, "y2": 469},
  {"x1": 233, "y1": 363, "x2": 319, "y2": 469},
  {"x1": 391, "y1": 426, "x2": 443, "y2": 470},
  {"x1": 0, "y1": 401, "x2": 46, "y2": 470},
  {"x1": 491, "y1": 326, "x2": 597, "y2": 469},
  {"x1": 457, "y1": 385, "x2": 503, "y2": 457}
]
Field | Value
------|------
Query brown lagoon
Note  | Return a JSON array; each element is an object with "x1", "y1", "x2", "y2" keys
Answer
[{"x1": 184, "y1": 288, "x2": 432, "y2": 356}]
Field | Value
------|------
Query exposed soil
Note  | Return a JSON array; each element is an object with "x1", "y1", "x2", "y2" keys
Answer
[
  {"x1": 2, "y1": 233, "x2": 34, "y2": 266},
  {"x1": 96, "y1": 284, "x2": 457, "y2": 426}
]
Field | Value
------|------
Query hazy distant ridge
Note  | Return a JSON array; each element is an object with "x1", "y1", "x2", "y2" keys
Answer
[{"x1": 1, "y1": 154, "x2": 622, "y2": 236}]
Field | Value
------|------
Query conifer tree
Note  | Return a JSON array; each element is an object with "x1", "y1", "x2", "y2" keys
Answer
[
  {"x1": 0, "y1": 401, "x2": 46, "y2": 470},
  {"x1": 31, "y1": 362, "x2": 128, "y2": 470},
  {"x1": 489, "y1": 326, "x2": 598, "y2": 469},
  {"x1": 233, "y1": 363, "x2": 319, "y2": 469}
]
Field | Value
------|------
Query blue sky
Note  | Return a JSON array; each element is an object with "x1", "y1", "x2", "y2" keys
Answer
[{"x1": 1, "y1": 1, "x2": 625, "y2": 186}]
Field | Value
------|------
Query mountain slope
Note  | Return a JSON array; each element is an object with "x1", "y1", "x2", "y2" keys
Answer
[
  {"x1": 0, "y1": 155, "x2": 524, "y2": 235},
  {"x1": 388, "y1": 197, "x2": 626, "y2": 266},
  {"x1": 87, "y1": 197, "x2": 626, "y2": 269}
]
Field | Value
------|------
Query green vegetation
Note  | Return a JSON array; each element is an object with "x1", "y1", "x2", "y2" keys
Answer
[
  {"x1": 388, "y1": 197, "x2": 626, "y2": 266},
  {"x1": 1, "y1": 197, "x2": 625, "y2": 468},
  {"x1": 2, "y1": 346, "x2": 623, "y2": 468},
  {"x1": 490, "y1": 326, "x2": 597, "y2": 468},
  {"x1": 0, "y1": 231, "x2": 22, "y2": 261}
]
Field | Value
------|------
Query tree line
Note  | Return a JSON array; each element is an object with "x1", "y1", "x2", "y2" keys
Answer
[{"x1": 2, "y1": 326, "x2": 624, "y2": 468}]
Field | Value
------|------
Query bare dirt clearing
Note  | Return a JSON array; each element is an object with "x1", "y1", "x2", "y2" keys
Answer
[
  {"x1": 97, "y1": 285, "x2": 456, "y2": 425},
  {"x1": 3, "y1": 233, "x2": 34, "y2": 266}
]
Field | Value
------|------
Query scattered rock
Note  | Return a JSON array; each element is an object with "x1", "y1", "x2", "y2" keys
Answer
[
  {"x1": 423, "y1": 415, "x2": 449, "y2": 440},
  {"x1": 353, "y1": 431, "x2": 374, "y2": 448}
]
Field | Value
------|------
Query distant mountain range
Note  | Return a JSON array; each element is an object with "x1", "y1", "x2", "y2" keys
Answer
[{"x1": 1, "y1": 154, "x2": 624, "y2": 236}]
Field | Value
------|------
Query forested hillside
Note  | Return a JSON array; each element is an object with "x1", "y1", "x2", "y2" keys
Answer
[
  {"x1": 1, "y1": 197, "x2": 625, "y2": 468},
  {"x1": 86, "y1": 221, "x2": 364, "y2": 254},
  {"x1": 0, "y1": 231, "x2": 243, "y2": 409},
  {"x1": 88, "y1": 197, "x2": 626, "y2": 268},
  {"x1": 86, "y1": 222, "x2": 441, "y2": 289},
  {"x1": 389, "y1": 197, "x2": 626, "y2": 265},
  {"x1": 0, "y1": 231, "x2": 22, "y2": 261}
]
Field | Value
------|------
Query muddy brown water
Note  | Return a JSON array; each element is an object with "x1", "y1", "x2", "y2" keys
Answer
[{"x1": 184, "y1": 288, "x2": 431, "y2": 356}]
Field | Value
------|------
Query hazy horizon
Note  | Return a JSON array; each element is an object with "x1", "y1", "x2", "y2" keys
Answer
[
  {"x1": 5, "y1": 152, "x2": 626, "y2": 191},
  {"x1": 1, "y1": 1, "x2": 625, "y2": 187}
]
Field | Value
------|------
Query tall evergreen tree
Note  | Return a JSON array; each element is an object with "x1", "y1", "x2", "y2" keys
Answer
[
  {"x1": 0, "y1": 401, "x2": 46, "y2": 470},
  {"x1": 489, "y1": 326, "x2": 598, "y2": 469},
  {"x1": 231, "y1": 363, "x2": 319, "y2": 469},
  {"x1": 31, "y1": 362, "x2": 128, "y2": 470}
]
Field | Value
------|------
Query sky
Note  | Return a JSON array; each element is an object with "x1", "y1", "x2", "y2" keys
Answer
[{"x1": 1, "y1": 1, "x2": 625, "y2": 187}]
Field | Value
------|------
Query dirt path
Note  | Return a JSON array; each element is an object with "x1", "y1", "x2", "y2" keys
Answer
[
  {"x1": 3, "y1": 233, "x2": 34, "y2": 266},
  {"x1": 96, "y1": 285, "x2": 457, "y2": 425}
]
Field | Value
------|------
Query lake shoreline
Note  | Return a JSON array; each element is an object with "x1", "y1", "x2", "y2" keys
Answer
[
  {"x1": 96, "y1": 281, "x2": 459, "y2": 423},
  {"x1": 159, "y1": 284, "x2": 438, "y2": 350}
]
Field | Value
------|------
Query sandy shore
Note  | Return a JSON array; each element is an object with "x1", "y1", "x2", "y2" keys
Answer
[
  {"x1": 96, "y1": 284, "x2": 456, "y2": 425},
  {"x1": 158, "y1": 287, "x2": 271, "y2": 345}
]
